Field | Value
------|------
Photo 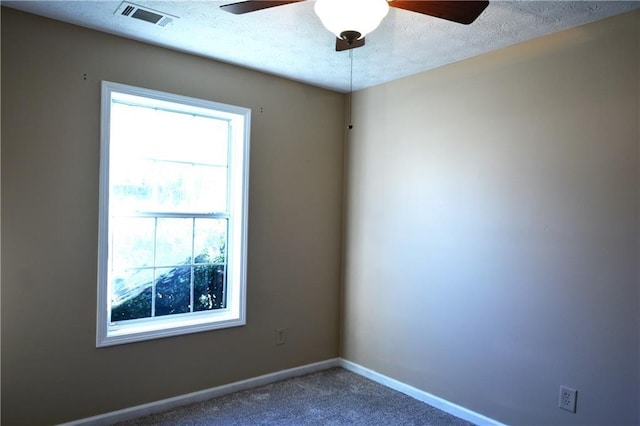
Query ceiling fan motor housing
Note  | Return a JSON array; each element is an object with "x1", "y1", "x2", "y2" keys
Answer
[{"x1": 340, "y1": 30, "x2": 362, "y2": 44}]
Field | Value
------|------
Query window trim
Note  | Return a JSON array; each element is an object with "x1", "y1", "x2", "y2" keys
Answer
[{"x1": 97, "y1": 81, "x2": 250, "y2": 347}]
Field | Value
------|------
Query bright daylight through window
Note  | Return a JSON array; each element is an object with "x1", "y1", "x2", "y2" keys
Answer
[{"x1": 97, "y1": 81, "x2": 250, "y2": 347}]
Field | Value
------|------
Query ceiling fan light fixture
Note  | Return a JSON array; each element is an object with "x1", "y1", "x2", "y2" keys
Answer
[{"x1": 314, "y1": 0, "x2": 389, "y2": 41}]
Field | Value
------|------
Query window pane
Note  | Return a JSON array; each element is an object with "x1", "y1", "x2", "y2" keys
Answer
[
  {"x1": 152, "y1": 161, "x2": 190, "y2": 211},
  {"x1": 110, "y1": 159, "x2": 154, "y2": 213},
  {"x1": 111, "y1": 104, "x2": 229, "y2": 166},
  {"x1": 194, "y1": 264, "x2": 226, "y2": 311},
  {"x1": 155, "y1": 218, "x2": 193, "y2": 267},
  {"x1": 194, "y1": 219, "x2": 227, "y2": 263},
  {"x1": 187, "y1": 165, "x2": 227, "y2": 213},
  {"x1": 151, "y1": 161, "x2": 227, "y2": 213},
  {"x1": 111, "y1": 217, "x2": 155, "y2": 272},
  {"x1": 111, "y1": 267, "x2": 154, "y2": 305},
  {"x1": 111, "y1": 268, "x2": 153, "y2": 321},
  {"x1": 155, "y1": 266, "x2": 191, "y2": 316},
  {"x1": 168, "y1": 115, "x2": 229, "y2": 167}
]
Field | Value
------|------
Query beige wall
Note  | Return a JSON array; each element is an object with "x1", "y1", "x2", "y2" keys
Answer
[
  {"x1": 4, "y1": 5, "x2": 640, "y2": 426},
  {"x1": 1, "y1": 8, "x2": 344, "y2": 425},
  {"x1": 343, "y1": 10, "x2": 640, "y2": 426}
]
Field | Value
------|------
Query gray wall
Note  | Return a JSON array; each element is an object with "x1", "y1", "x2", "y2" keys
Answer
[
  {"x1": 1, "y1": 8, "x2": 344, "y2": 425},
  {"x1": 342, "y1": 10, "x2": 640, "y2": 426}
]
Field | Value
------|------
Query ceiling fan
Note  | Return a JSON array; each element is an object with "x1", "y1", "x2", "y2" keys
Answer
[{"x1": 220, "y1": 0, "x2": 489, "y2": 51}]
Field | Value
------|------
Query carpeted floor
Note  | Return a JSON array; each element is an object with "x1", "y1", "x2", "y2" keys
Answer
[{"x1": 115, "y1": 367, "x2": 475, "y2": 425}]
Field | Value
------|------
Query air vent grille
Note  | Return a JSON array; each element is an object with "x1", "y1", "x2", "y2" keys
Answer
[
  {"x1": 115, "y1": 2, "x2": 178, "y2": 27},
  {"x1": 121, "y1": 5, "x2": 134, "y2": 16}
]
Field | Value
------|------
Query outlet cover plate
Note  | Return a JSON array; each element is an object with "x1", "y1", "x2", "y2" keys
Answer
[
  {"x1": 559, "y1": 385, "x2": 577, "y2": 413},
  {"x1": 275, "y1": 328, "x2": 286, "y2": 345}
]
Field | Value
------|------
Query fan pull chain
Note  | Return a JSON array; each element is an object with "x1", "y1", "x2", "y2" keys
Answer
[{"x1": 348, "y1": 49, "x2": 354, "y2": 130}]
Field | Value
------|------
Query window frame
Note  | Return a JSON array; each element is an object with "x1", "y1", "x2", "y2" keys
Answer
[{"x1": 97, "y1": 81, "x2": 251, "y2": 347}]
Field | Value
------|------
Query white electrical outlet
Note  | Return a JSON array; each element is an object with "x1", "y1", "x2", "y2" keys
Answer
[
  {"x1": 559, "y1": 385, "x2": 577, "y2": 413},
  {"x1": 275, "y1": 328, "x2": 286, "y2": 345}
]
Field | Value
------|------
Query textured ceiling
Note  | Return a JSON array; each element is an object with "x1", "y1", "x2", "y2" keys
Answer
[{"x1": 3, "y1": 1, "x2": 640, "y2": 92}]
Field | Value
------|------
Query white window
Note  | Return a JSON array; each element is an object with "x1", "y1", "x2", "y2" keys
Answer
[{"x1": 97, "y1": 81, "x2": 250, "y2": 347}]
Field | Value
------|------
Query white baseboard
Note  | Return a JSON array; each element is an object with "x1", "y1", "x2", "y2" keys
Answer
[
  {"x1": 61, "y1": 357, "x2": 503, "y2": 426},
  {"x1": 340, "y1": 359, "x2": 506, "y2": 426},
  {"x1": 60, "y1": 358, "x2": 341, "y2": 426}
]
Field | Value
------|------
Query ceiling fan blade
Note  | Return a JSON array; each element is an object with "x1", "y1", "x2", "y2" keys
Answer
[
  {"x1": 220, "y1": 0, "x2": 304, "y2": 15},
  {"x1": 336, "y1": 37, "x2": 365, "y2": 52},
  {"x1": 388, "y1": 1, "x2": 489, "y2": 25}
]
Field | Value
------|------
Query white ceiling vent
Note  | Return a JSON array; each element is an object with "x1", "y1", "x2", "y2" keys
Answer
[{"x1": 115, "y1": 2, "x2": 178, "y2": 27}]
